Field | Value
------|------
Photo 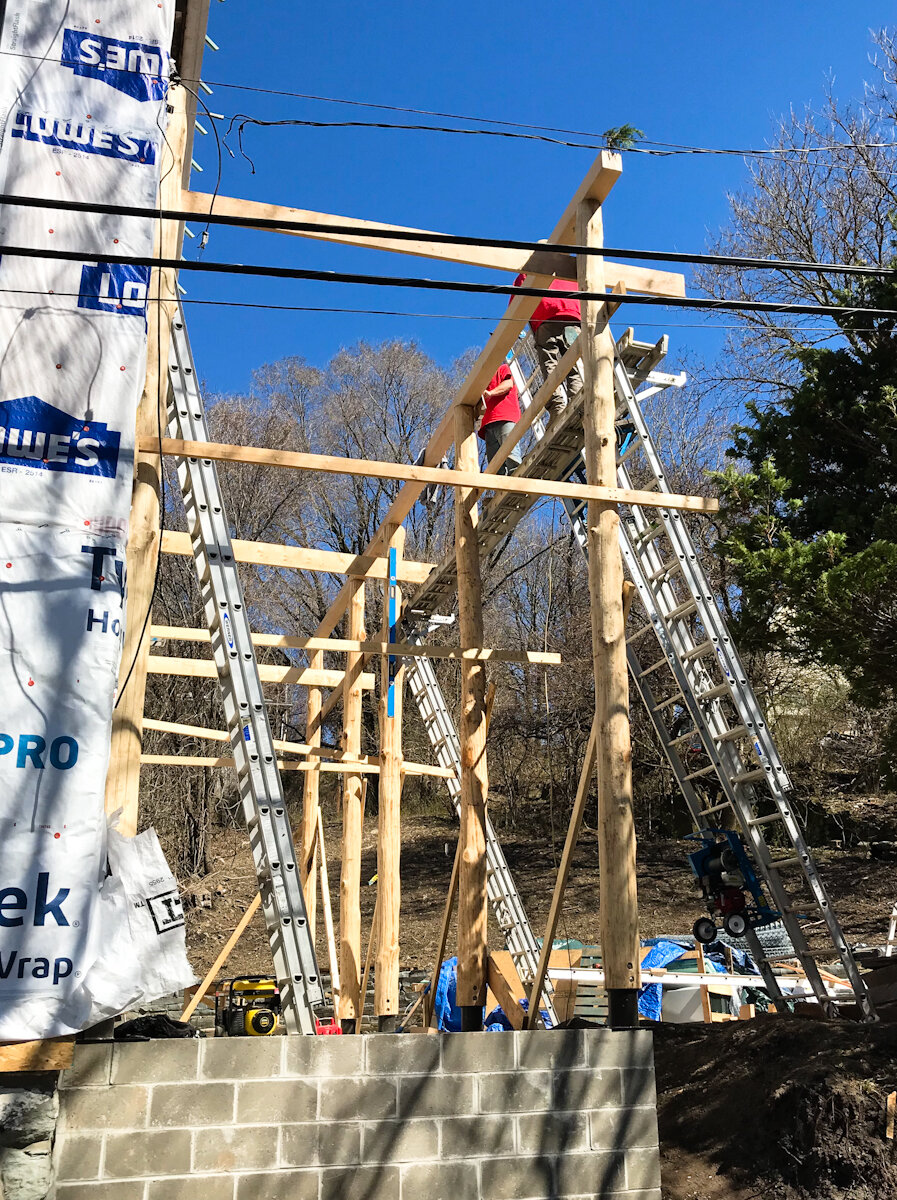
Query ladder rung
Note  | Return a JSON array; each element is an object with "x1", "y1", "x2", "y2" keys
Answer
[
  {"x1": 652, "y1": 693, "x2": 684, "y2": 713},
  {"x1": 747, "y1": 811, "x2": 784, "y2": 826},
  {"x1": 664, "y1": 599, "x2": 697, "y2": 621},
  {"x1": 767, "y1": 855, "x2": 803, "y2": 871},
  {"x1": 640, "y1": 655, "x2": 672, "y2": 678},
  {"x1": 783, "y1": 902, "x2": 823, "y2": 914},
  {"x1": 635, "y1": 521, "x2": 664, "y2": 545},
  {"x1": 684, "y1": 764, "x2": 717, "y2": 781},
  {"x1": 701, "y1": 798, "x2": 733, "y2": 815},
  {"x1": 681, "y1": 639, "x2": 713, "y2": 662},
  {"x1": 649, "y1": 560, "x2": 681, "y2": 584},
  {"x1": 698, "y1": 683, "x2": 730, "y2": 703},
  {"x1": 626, "y1": 623, "x2": 654, "y2": 644},
  {"x1": 670, "y1": 727, "x2": 699, "y2": 747},
  {"x1": 731, "y1": 768, "x2": 766, "y2": 785},
  {"x1": 715, "y1": 724, "x2": 749, "y2": 744}
]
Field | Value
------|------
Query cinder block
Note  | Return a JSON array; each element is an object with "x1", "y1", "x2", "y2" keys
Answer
[
  {"x1": 478, "y1": 1071, "x2": 552, "y2": 1114},
  {"x1": 279, "y1": 1121, "x2": 361, "y2": 1168},
  {"x1": 149, "y1": 1083, "x2": 235, "y2": 1127},
  {"x1": 112, "y1": 1040, "x2": 201, "y2": 1085},
  {"x1": 400, "y1": 1160, "x2": 478, "y2": 1200},
  {"x1": 320, "y1": 1164, "x2": 400, "y2": 1200},
  {"x1": 361, "y1": 1117, "x2": 437, "y2": 1162},
  {"x1": 441, "y1": 1115, "x2": 514, "y2": 1158},
  {"x1": 319, "y1": 1076, "x2": 397, "y2": 1122},
  {"x1": 236, "y1": 1079, "x2": 316, "y2": 1124},
  {"x1": 201, "y1": 1038, "x2": 282, "y2": 1081},
  {"x1": 55, "y1": 1134, "x2": 102, "y2": 1181},
  {"x1": 516, "y1": 1111, "x2": 589, "y2": 1154},
  {"x1": 366, "y1": 1032, "x2": 440, "y2": 1076},
  {"x1": 622, "y1": 1068, "x2": 657, "y2": 1108},
  {"x1": 551, "y1": 1068, "x2": 622, "y2": 1112},
  {"x1": 147, "y1": 1174, "x2": 235, "y2": 1200},
  {"x1": 480, "y1": 1154, "x2": 555, "y2": 1199},
  {"x1": 61, "y1": 1045, "x2": 113, "y2": 1089},
  {"x1": 440, "y1": 1032, "x2": 516, "y2": 1075},
  {"x1": 586, "y1": 1029, "x2": 655, "y2": 1073},
  {"x1": 626, "y1": 1147, "x2": 662, "y2": 1191},
  {"x1": 589, "y1": 1106, "x2": 658, "y2": 1151},
  {"x1": 104, "y1": 1129, "x2": 192, "y2": 1179},
  {"x1": 556, "y1": 1150, "x2": 626, "y2": 1196},
  {"x1": 283, "y1": 1032, "x2": 365, "y2": 1078},
  {"x1": 194, "y1": 1124, "x2": 280, "y2": 1173},
  {"x1": 397, "y1": 1074, "x2": 473, "y2": 1120},
  {"x1": 515, "y1": 1029, "x2": 586, "y2": 1072},
  {"x1": 237, "y1": 1170, "x2": 319, "y2": 1200},
  {"x1": 62, "y1": 1085, "x2": 149, "y2": 1131},
  {"x1": 57, "y1": 1184, "x2": 144, "y2": 1199}
]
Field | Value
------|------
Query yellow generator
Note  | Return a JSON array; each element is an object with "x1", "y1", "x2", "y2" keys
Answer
[{"x1": 215, "y1": 976, "x2": 280, "y2": 1036}]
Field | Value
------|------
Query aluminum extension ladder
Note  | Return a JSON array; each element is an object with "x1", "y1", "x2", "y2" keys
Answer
[
  {"x1": 166, "y1": 309, "x2": 323, "y2": 1033},
  {"x1": 504, "y1": 330, "x2": 875, "y2": 1021}
]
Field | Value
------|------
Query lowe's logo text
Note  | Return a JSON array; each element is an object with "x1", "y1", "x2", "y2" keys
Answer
[
  {"x1": 0, "y1": 734, "x2": 78, "y2": 770},
  {"x1": 79, "y1": 263, "x2": 150, "y2": 318},
  {"x1": 0, "y1": 873, "x2": 71, "y2": 927},
  {"x1": 61, "y1": 28, "x2": 168, "y2": 102},
  {"x1": 0, "y1": 398, "x2": 120, "y2": 478},
  {"x1": 12, "y1": 111, "x2": 156, "y2": 164}
]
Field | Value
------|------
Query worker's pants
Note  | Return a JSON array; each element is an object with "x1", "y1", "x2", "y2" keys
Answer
[
  {"x1": 534, "y1": 321, "x2": 583, "y2": 423},
  {"x1": 482, "y1": 420, "x2": 522, "y2": 475}
]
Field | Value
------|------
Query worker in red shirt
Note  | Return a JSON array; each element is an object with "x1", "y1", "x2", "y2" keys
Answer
[
  {"x1": 513, "y1": 274, "x2": 583, "y2": 424},
  {"x1": 477, "y1": 361, "x2": 522, "y2": 476}
]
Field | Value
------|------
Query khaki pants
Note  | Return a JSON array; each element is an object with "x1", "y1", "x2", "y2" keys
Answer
[{"x1": 534, "y1": 321, "x2": 583, "y2": 422}]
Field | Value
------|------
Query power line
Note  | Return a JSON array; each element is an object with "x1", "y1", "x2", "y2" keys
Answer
[
  {"x1": 2, "y1": 192, "x2": 894, "y2": 279},
  {"x1": 2, "y1": 243, "x2": 896, "y2": 320}
]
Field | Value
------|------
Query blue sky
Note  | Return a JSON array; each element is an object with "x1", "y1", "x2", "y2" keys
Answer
[{"x1": 182, "y1": 2, "x2": 894, "y2": 395}]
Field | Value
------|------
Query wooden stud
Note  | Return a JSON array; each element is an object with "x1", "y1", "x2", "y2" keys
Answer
[
  {"x1": 104, "y1": 86, "x2": 188, "y2": 835},
  {"x1": 577, "y1": 197, "x2": 640, "y2": 1026},
  {"x1": 139, "y1": 753, "x2": 453, "y2": 777},
  {"x1": 359, "y1": 891, "x2": 379, "y2": 1030},
  {"x1": 0, "y1": 1038, "x2": 75, "y2": 1072},
  {"x1": 144, "y1": 657, "x2": 375, "y2": 689},
  {"x1": 485, "y1": 954, "x2": 527, "y2": 1031},
  {"x1": 146, "y1": 436, "x2": 718, "y2": 515},
  {"x1": 375, "y1": 525, "x2": 405, "y2": 1027},
  {"x1": 453, "y1": 404, "x2": 489, "y2": 1027},
  {"x1": 300, "y1": 649, "x2": 323, "y2": 936},
  {"x1": 525, "y1": 716, "x2": 599, "y2": 1028},
  {"x1": 339, "y1": 578, "x2": 365, "y2": 1027},
  {"x1": 180, "y1": 894, "x2": 262, "y2": 1022},
  {"x1": 424, "y1": 843, "x2": 461, "y2": 1031},
  {"x1": 316, "y1": 808, "x2": 341, "y2": 1011}
]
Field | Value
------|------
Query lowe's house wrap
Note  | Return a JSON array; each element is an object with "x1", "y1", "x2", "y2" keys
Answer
[{"x1": 0, "y1": 0, "x2": 194, "y2": 1040}]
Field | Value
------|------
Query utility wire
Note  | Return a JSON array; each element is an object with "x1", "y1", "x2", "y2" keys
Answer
[
  {"x1": 2, "y1": 192, "x2": 894, "y2": 279},
  {"x1": 3, "y1": 244, "x2": 896, "y2": 320}
]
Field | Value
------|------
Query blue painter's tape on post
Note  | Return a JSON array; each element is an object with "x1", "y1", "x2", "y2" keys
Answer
[{"x1": 387, "y1": 545, "x2": 398, "y2": 719}]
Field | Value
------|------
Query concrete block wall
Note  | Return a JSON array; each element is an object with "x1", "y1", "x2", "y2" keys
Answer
[{"x1": 53, "y1": 1029, "x2": 660, "y2": 1199}]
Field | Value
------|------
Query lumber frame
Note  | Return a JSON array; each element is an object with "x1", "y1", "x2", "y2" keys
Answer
[
  {"x1": 375, "y1": 525, "x2": 405, "y2": 1027},
  {"x1": 140, "y1": 753, "x2": 452, "y2": 777},
  {"x1": 145, "y1": 657, "x2": 375, "y2": 688},
  {"x1": 454, "y1": 404, "x2": 489, "y2": 1027},
  {"x1": 339, "y1": 578, "x2": 366, "y2": 1028},
  {"x1": 179, "y1": 189, "x2": 687, "y2": 298},
  {"x1": 578, "y1": 198, "x2": 640, "y2": 1026},
  {"x1": 104, "y1": 86, "x2": 188, "y2": 835},
  {"x1": 0, "y1": 1038, "x2": 75, "y2": 1072},
  {"x1": 300, "y1": 650, "x2": 324, "y2": 935},
  {"x1": 145, "y1": 435, "x2": 717, "y2": 514}
]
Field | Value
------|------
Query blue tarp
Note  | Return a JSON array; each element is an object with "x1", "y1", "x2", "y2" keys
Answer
[
  {"x1": 433, "y1": 958, "x2": 551, "y2": 1032},
  {"x1": 637, "y1": 939, "x2": 729, "y2": 1021}
]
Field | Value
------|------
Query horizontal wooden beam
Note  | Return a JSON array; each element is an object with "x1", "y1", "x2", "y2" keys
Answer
[
  {"x1": 141, "y1": 753, "x2": 454, "y2": 778},
  {"x1": 142, "y1": 437, "x2": 718, "y2": 514},
  {"x1": 150, "y1": 625, "x2": 562, "y2": 665},
  {"x1": 181, "y1": 188, "x2": 686, "y2": 299},
  {"x1": 0, "y1": 1038, "x2": 75, "y2": 1072},
  {"x1": 161, "y1": 530, "x2": 433, "y2": 583},
  {"x1": 146, "y1": 657, "x2": 376, "y2": 688}
]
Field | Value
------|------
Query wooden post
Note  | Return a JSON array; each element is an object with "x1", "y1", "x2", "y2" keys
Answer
[
  {"x1": 299, "y1": 649, "x2": 323, "y2": 935},
  {"x1": 180, "y1": 893, "x2": 261, "y2": 1023},
  {"x1": 424, "y1": 843, "x2": 461, "y2": 1030},
  {"x1": 339, "y1": 578, "x2": 366, "y2": 1031},
  {"x1": 453, "y1": 403, "x2": 489, "y2": 1030},
  {"x1": 576, "y1": 197, "x2": 640, "y2": 1027},
  {"x1": 316, "y1": 810, "x2": 340, "y2": 1012},
  {"x1": 375, "y1": 524, "x2": 405, "y2": 1029},
  {"x1": 104, "y1": 87, "x2": 188, "y2": 833}
]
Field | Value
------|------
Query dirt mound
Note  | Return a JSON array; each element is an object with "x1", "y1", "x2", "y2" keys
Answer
[{"x1": 655, "y1": 1017, "x2": 897, "y2": 1200}]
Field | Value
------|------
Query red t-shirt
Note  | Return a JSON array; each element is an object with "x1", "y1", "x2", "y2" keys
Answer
[
  {"x1": 513, "y1": 273, "x2": 581, "y2": 331},
  {"x1": 478, "y1": 363, "x2": 520, "y2": 436}
]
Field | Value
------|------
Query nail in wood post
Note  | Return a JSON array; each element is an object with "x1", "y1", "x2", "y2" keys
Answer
[
  {"x1": 375, "y1": 524, "x2": 405, "y2": 1029},
  {"x1": 300, "y1": 649, "x2": 323, "y2": 936},
  {"x1": 576, "y1": 197, "x2": 640, "y2": 1027},
  {"x1": 339, "y1": 577, "x2": 365, "y2": 1031},
  {"x1": 453, "y1": 403, "x2": 489, "y2": 1029}
]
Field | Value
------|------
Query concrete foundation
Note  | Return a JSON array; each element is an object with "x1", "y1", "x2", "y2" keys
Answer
[{"x1": 52, "y1": 1029, "x2": 661, "y2": 1199}]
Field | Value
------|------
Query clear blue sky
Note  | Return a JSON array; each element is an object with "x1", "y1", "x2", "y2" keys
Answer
[{"x1": 183, "y1": 2, "x2": 893, "y2": 395}]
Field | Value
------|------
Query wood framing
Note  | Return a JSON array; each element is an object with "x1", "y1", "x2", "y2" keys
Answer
[
  {"x1": 339, "y1": 578, "x2": 366, "y2": 1027},
  {"x1": 141, "y1": 753, "x2": 452, "y2": 777},
  {"x1": 145, "y1": 435, "x2": 718, "y2": 514},
  {"x1": 300, "y1": 649, "x2": 324, "y2": 934},
  {"x1": 0, "y1": 1037, "x2": 74, "y2": 1072},
  {"x1": 453, "y1": 403, "x2": 489, "y2": 1025},
  {"x1": 145, "y1": 657, "x2": 375, "y2": 688},
  {"x1": 577, "y1": 198, "x2": 640, "y2": 1023}
]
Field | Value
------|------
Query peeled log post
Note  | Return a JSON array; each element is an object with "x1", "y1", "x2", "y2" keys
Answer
[
  {"x1": 300, "y1": 649, "x2": 323, "y2": 936},
  {"x1": 339, "y1": 578, "x2": 365, "y2": 1031},
  {"x1": 375, "y1": 524, "x2": 405, "y2": 1030},
  {"x1": 453, "y1": 403, "x2": 489, "y2": 1030},
  {"x1": 576, "y1": 197, "x2": 640, "y2": 1027}
]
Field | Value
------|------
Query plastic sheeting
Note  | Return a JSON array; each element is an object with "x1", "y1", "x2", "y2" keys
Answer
[{"x1": 0, "y1": 1, "x2": 182, "y2": 1038}]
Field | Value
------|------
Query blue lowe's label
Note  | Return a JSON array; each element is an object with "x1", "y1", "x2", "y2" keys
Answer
[
  {"x1": 78, "y1": 263, "x2": 150, "y2": 319},
  {"x1": 0, "y1": 398, "x2": 120, "y2": 478},
  {"x1": 61, "y1": 29, "x2": 168, "y2": 102},
  {"x1": 12, "y1": 111, "x2": 156, "y2": 164}
]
